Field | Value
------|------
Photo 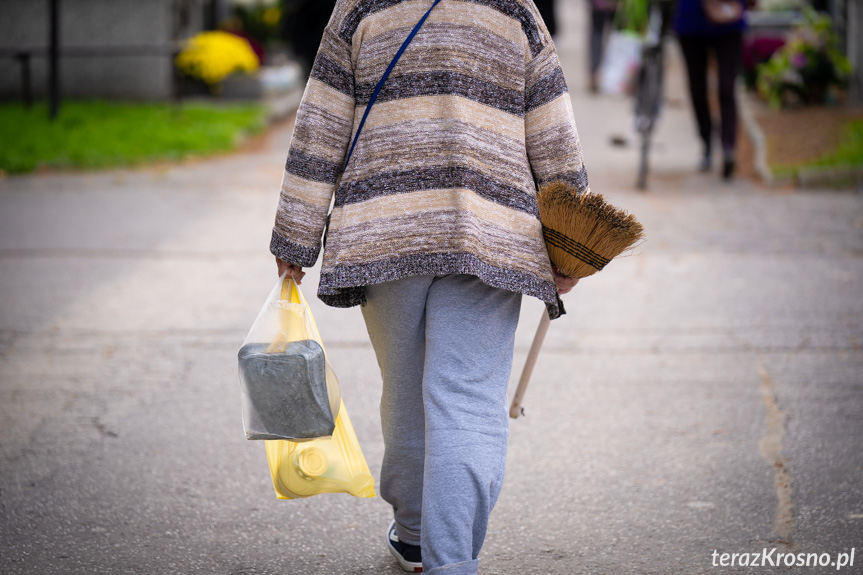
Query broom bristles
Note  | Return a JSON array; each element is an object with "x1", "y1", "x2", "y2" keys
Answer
[{"x1": 539, "y1": 181, "x2": 645, "y2": 279}]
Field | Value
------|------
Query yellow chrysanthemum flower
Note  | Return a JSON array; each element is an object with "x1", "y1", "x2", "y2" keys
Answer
[{"x1": 176, "y1": 31, "x2": 260, "y2": 87}]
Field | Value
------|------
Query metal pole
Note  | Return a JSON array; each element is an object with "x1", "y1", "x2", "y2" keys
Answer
[
  {"x1": 17, "y1": 52, "x2": 33, "y2": 108},
  {"x1": 49, "y1": 0, "x2": 60, "y2": 119},
  {"x1": 848, "y1": 0, "x2": 860, "y2": 105},
  {"x1": 172, "y1": 50, "x2": 183, "y2": 105}
]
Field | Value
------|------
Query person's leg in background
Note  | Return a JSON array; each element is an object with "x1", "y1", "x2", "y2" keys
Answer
[
  {"x1": 362, "y1": 276, "x2": 435, "y2": 549},
  {"x1": 419, "y1": 275, "x2": 521, "y2": 575},
  {"x1": 678, "y1": 34, "x2": 713, "y2": 171},
  {"x1": 713, "y1": 30, "x2": 744, "y2": 180},
  {"x1": 589, "y1": 2, "x2": 615, "y2": 93}
]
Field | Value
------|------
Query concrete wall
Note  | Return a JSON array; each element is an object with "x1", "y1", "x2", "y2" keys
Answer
[{"x1": 0, "y1": 0, "x2": 207, "y2": 100}]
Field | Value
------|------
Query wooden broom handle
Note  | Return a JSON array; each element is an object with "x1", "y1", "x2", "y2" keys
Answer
[{"x1": 509, "y1": 310, "x2": 551, "y2": 419}]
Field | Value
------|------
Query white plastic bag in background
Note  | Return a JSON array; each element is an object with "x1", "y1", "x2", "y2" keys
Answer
[{"x1": 600, "y1": 31, "x2": 643, "y2": 95}]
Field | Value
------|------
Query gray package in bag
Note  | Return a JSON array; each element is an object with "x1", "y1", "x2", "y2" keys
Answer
[
  {"x1": 238, "y1": 274, "x2": 341, "y2": 441},
  {"x1": 238, "y1": 340, "x2": 335, "y2": 440}
]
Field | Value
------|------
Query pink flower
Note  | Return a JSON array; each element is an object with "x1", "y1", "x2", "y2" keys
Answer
[{"x1": 791, "y1": 52, "x2": 808, "y2": 69}]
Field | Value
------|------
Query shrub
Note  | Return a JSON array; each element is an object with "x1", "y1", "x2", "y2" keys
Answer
[
  {"x1": 756, "y1": 8, "x2": 851, "y2": 108},
  {"x1": 176, "y1": 31, "x2": 260, "y2": 90}
]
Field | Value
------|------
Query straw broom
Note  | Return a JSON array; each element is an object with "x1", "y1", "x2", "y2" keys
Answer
[{"x1": 509, "y1": 181, "x2": 645, "y2": 418}]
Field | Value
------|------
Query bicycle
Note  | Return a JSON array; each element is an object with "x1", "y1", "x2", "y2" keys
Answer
[{"x1": 633, "y1": 0, "x2": 675, "y2": 190}]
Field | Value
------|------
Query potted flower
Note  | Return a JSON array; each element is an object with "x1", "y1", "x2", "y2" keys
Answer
[
  {"x1": 756, "y1": 8, "x2": 851, "y2": 108},
  {"x1": 175, "y1": 31, "x2": 260, "y2": 95}
]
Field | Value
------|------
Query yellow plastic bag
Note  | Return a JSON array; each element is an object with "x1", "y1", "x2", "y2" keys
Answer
[
  {"x1": 256, "y1": 275, "x2": 375, "y2": 499},
  {"x1": 265, "y1": 401, "x2": 376, "y2": 499}
]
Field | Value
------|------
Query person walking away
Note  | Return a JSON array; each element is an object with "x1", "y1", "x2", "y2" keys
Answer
[
  {"x1": 270, "y1": 0, "x2": 584, "y2": 573},
  {"x1": 588, "y1": 0, "x2": 618, "y2": 93},
  {"x1": 674, "y1": 0, "x2": 750, "y2": 180}
]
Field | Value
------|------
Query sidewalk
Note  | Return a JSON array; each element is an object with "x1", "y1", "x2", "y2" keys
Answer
[{"x1": 1, "y1": 3, "x2": 862, "y2": 575}]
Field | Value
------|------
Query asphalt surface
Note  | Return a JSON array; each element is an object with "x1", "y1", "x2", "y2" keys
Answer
[{"x1": 1, "y1": 3, "x2": 862, "y2": 575}]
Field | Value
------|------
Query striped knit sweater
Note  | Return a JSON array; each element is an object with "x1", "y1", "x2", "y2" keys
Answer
[{"x1": 271, "y1": 0, "x2": 590, "y2": 319}]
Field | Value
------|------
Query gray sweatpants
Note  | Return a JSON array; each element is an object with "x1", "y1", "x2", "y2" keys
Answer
[{"x1": 361, "y1": 274, "x2": 522, "y2": 575}]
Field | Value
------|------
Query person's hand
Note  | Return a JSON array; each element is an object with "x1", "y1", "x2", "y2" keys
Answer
[
  {"x1": 276, "y1": 257, "x2": 305, "y2": 285},
  {"x1": 553, "y1": 266, "x2": 579, "y2": 295}
]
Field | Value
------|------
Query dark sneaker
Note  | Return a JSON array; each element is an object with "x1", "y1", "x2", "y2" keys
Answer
[
  {"x1": 387, "y1": 520, "x2": 423, "y2": 573},
  {"x1": 722, "y1": 155, "x2": 735, "y2": 181}
]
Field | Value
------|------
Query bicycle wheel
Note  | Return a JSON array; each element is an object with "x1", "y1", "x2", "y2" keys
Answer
[
  {"x1": 637, "y1": 127, "x2": 651, "y2": 189},
  {"x1": 635, "y1": 49, "x2": 663, "y2": 190}
]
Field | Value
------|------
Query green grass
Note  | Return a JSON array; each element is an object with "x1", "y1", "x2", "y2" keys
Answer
[
  {"x1": 0, "y1": 100, "x2": 267, "y2": 174},
  {"x1": 809, "y1": 119, "x2": 863, "y2": 169}
]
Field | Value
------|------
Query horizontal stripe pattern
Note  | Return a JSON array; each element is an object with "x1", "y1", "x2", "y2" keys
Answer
[
  {"x1": 286, "y1": 149, "x2": 342, "y2": 184},
  {"x1": 554, "y1": 167, "x2": 590, "y2": 192},
  {"x1": 289, "y1": 102, "x2": 354, "y2": 164},
  {"x1": 329, "y1": 210, "x2": 546, "y2": 268},
  {"x1": 274, "y1": 188, "x2": 330, "y2": 244},
  {"x1": 355, "y1": 23, "x2": 524, "y2": 91},
  {"x1": 461, "y1": 0, "x2": 545, "y2": 57},
  {"x1": 340, "y1": 0, "x2": 402, "y2": 42},
  {"x1": 525, "y1": 93, "x2": 576, "y2": 137},
  {"x1": 279, "y1": 171, "x2": 336, "y2": 210},
  {"x1": 342, "y1": 0, "x2": 544, "y2": 56},
  {"x1": 343, "y1": 118, "x2": 534, "y2": 191},
  {"x1": 362, "y1": 95, "x2": 526, "y2": 142},
  {"x1": 526, "y1": 123, "x2": 585, "y2": 185},
  {"x1": 526, "y1": 65, "x2": 567, "y2": 112},
  {"x1": 337, "y1": 166, "x2": 538, "y2": 216},
  {"x1": 272, "y1": 0, "x2": 589, "y2": 319},
  {"x1": 310, "y1": 53, "x2": 354, "y2": 96},
  {"x1": 310, "y1": 25, "x2": 355, "y2": 96},
  {"x1": 331, "y1": 187, "x2": 542, "y2": 234},
  {"x1": 356, "y1": 71, "x2": 525, "y2": 116},
  {"x1": 357, "y1": 0, "x2": 528, "y2": 50}
]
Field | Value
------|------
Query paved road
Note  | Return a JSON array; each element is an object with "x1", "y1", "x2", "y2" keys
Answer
[{"x1": 2, "y1": 3, "x2": 862, "y2": 575}]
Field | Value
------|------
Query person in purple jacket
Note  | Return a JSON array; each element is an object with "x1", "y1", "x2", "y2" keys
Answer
[{"x1": 674, "y1": 0, "x2": 751, "y2": 180}]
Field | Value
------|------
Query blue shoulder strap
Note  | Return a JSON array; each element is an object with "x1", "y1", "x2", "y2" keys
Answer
[{"x1": 342, "y1": 0, "x2": 443, "y2": 171}]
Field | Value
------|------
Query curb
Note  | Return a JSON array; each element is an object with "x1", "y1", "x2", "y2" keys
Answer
[
  {"x1": 737, "y1": 83, "x2": 863, "y2": 190},
  {"x1": 797, "y1": 165, "x2": 863, "y2": 188}
]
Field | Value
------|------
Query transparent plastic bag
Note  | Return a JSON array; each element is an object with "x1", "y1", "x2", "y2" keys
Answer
[
  {"x1": 238, "y1": 274, "x2": 341, "y2": 440},
  {"x1": 599, "y1": 31, "x2": 642, "y2": 95},
  {"x1": 265, "y1": 400, "x2": 376, "y2": 499}
]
